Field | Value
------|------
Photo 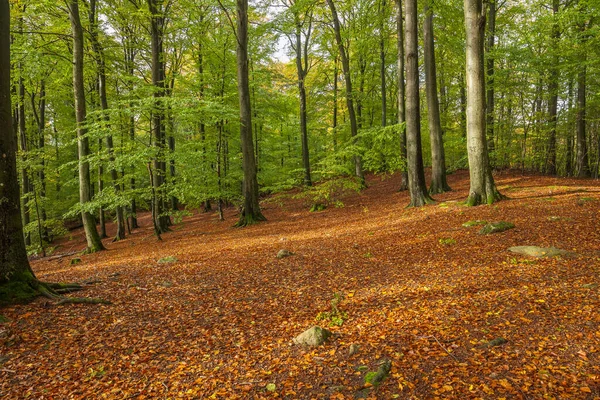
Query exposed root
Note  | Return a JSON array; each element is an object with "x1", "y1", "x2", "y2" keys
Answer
[{"x1": 56, "y1": 297, "x2": 111, "y2": 305}]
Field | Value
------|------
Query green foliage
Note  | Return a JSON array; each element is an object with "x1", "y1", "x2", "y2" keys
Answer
[
  {"x1": 357, "y1": 124, "x2": 406, "y2": 173},
  {"x1": 438, "y1": 238, "x2": 457, "y2": 246},
  {"x1": 294, "y1": 177, "x2": 362, "y2": 212},
  {"x1": 315, "y1": 292, "x2": 348, "y2": 327}
]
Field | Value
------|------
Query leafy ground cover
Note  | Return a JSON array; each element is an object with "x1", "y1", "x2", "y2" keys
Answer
[{"x1": 1, "y1": 169, "x2": 599, "y2": 399}]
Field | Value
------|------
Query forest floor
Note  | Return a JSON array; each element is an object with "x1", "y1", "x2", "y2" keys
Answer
[{"x1": 1, "y1": 169, "x2": 600, "y2": 399}]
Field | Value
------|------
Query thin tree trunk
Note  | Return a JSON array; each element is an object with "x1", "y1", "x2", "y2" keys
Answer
[
  {"x1": 485, "y1": 0, "x2": 496, "y2": 165},
  {"x1": 395, "y1": 0, "x2": 408, "y2": 191},
  {"x1": 89, "y1": 0, "x2": 125, "y2": 241},
  {"x1": 18, "y1": 67, "x2": 30, "y2": 246},
  {"x1": 545, "y1": 0, "x2": 560, "y2": 175},
  {"x1": 326, "y1": 0, "x2": 365, "y2": 184},
  {"x1": 68, "y1": 0, "x2": 104, "y2": 252},
  {"x1": 333, "y1": 54, "x2": 338, "y2": 151},
  {"x1": 464, "y1": 0, "x2": 501, "y2": 205},
  {"x1": 148, "y1": 0, "x2": 171, "y2": 232},
  {"x1": 424, "y1": 1, "x2": 450, "y2": 194},
  {"x1": 379, "y1": 0, "x2": 387, "y2": 128},
  {"x1": 295, "y1": 20, "x2": 312, "y2": 186},
  {"x1": 576, "y1": 45, "x2": 589, "y2": 177}
]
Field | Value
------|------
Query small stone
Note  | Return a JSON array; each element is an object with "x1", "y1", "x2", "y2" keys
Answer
[
  {"x1": 266, "y1": 383, "x2": 276, "y2": 392},
  {"x1": 293, "y1": 326, "x2": 331, "y2": 347},
  {"x1": 479, "y1": 221, "x2": 514, "y2": 235},
  {"x1": 277, "y1": 249, "x2": 294, "y2": 259},
  {"x1": 364, "y1": 359, "x2": 392, "y2": 387},
  {"x1": 508, "y1": 246, "x2": 569, "y2": 258},
  {"x1": 487, "y1": 337, "x2": 507, "y2": 347},
  {"x1": 462, "y1": 220, "x2": 488, "y2": 227},
  {"x1": 349, "y1": 344, "x2": 359, "y2": 356}
]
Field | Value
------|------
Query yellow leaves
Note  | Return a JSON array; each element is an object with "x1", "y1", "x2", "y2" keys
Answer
[{"x1": 580, "y1": 386, "x2": 592, "y2": 393}]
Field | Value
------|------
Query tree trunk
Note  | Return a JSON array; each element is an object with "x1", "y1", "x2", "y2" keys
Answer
[
  {"x1": 464, "y1": 0, "x2": 501, "y2": 205},
  {"x1": 326, "y1": 0, "x2": 365, "y2": 184},
  {"x1": 148, "y1": 0, "x2": 171, "y2": 232},
  {"x1": 405, "y1": 0, "x2": 433, "y2": 206},
  {"x1": 18, "y1": 68, "x2": 30, "y2": 246},
  {"x1": 379, "y1": 0, "x2": 387, "y2": 128},
  {"x1": 333, "y1": 54, "x2": 338, "y2": 151},
  {"x1": 485, "y1": 0, "x2": 496, "y2": 165},
  {"x1": 295, "y1": 21, "x2": 312, "y2": 186},
  {"x1": 89, "y1": 0, "x2": 125, "y2": 241},
  {"x1": 68, "y1": 0, "x2": 105, "y2": 252},
  {"x1": 424, "y1": 1, "x2": 450, "y2": 194},
  {"x1": 33, "y1": 81, "x2": 49, "y2": 243},
  {"x1": 545, "y1": 0, "x2": 559, "y2": 175},
  {"x1": 395, "y1": 0, "x2": 408, "y2": 191},
  {"x1": 576, "y1": 43, "x2": 589, "y2": 177},
  {"x1": 0, "y1": 0, "x2": 37, "y2": 288},
  {"x1": 235, "y1": 0, "x2": 265, "y2": 226}
]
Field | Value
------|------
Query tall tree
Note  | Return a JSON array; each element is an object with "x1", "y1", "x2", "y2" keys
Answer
[
  {"x1": 0, "y1": 0, "x2": 36, "y2": 287},
  {"x1": 88, "y1": 0, "x2": 126, "y2": 241},
  {"x1": 326, "y1": 0, "x2": 365, "y2": 184},
  {"x1": 424, "y1": 0, "x2": 450, "y2": 194},
  {"x1": 464, "y1": 0, "x2": 501, "y2": 205},
  {"x1": 545, "y1": 0, "x2": 560, "y2": 175},
  {"x1": 395, "y1": 0, "x2": 408, "y2": 191},
  {"x1": 235, "y1": 0, "x2": 266, "y2": 226},
  {"x1": 485, "y1": 0, "x2": 497, "y2": 164},
  {"x1": 405, "y1": 0, "x2": 433, "y2": 206},
  {"x1": 68, "y1": 0, "x2": 105, "y2": 252},
  {"x1": 148, "y1": 0, "x2": 171, "y2": 232}
]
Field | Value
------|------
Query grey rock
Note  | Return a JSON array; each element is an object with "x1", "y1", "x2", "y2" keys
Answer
[
  {"x1": 508, "y1": 246, "x2": 569, "y2": 258},
  {"x1": 277, "y1": 249, "x2": 294, "y2": 259},
  {"x1": 293, "y1": 326, "x2": 332, "y2": 347},
  {"x1": 348, "y1": 344, "x2": 359, "y2": 356},
  {"x1": 479, "y1": 221, "x2": 515, "y2": 235}
]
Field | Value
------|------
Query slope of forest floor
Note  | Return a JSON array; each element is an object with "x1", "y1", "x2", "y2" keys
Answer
[{"x1": 1, "y1": 169, "x2": 600, "y2": 399}]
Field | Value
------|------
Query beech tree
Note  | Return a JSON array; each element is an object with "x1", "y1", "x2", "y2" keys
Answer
[
  {"x1": 236, "y1": 0, "x2": 266, "y2": 226},
  {"x1": 326, "y1": 0, "x2": 365, "y2": 184},
  {"x1": 464, "y1": 0, "x2": 501, "y2": 205},
  {"x1": 424, "y1": 0, "x2": 450, "y2": 194},
  {"x1": 68, "y1": 0, "x2": 105, "y2": 252},
  {"x1": 405, "y1": 0, "x2": 433, "y2": 206}
]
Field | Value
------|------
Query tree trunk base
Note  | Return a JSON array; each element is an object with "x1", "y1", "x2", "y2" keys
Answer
[
  {"x1": 0, "y1": 277, "x2": 110, "y2": 307},
  {"x1": 235, "y1": 212, "x2": 267, "y2": 227}
]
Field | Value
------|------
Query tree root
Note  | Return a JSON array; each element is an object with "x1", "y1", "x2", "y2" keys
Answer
[
  {"x1": 34, "y1": 280, "x2": 111, "y2": 306},
  {"x1": 55, "y1": 297, "x2": 111, "y2": 305}
]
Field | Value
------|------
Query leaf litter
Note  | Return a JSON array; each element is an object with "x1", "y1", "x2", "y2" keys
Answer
[{"x1": 1, "y1": 170, "x2": 600, "y2": 398}]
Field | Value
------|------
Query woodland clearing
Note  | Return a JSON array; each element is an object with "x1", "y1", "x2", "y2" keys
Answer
[{"x1": 1, "y1": 169, "x2": 599, "y2": 399}]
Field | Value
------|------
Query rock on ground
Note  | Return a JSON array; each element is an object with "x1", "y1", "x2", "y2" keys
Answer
[
  {"x1": 293, "y1": 326, "x2": 331, "y2": 347},
  {"x1": 508, "y1": 246, "x2": 569, "y2": 257}
]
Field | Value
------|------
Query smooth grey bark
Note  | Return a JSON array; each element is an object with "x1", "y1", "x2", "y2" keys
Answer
[
  {"x1": 292, "y1": 12, "x2": 312, "y2": 186},
  {"x1": 18, "y1": 65, "x2": 30, "y2": 246},
  {"x1": 485, "y1": 0, "x2": 496, "y2": 164},
  {"x1": 424, "y1": 1, "x2": 450, "y2": 194},
  {"x1": 545, "y1": 0, "x2": 560, "y2": 175},
  {"x1": 0, "y1": 0, "x2": 36, "y2": 283},
  {"x1": 395, "y1": 0, "x2": 408, "y2": 191},
  {"x1": 464, "y1": 0, "x2": 501, "y2": 205},
  {"x1": 405, "y1": 0, "x2": 433, "y2": 206},
  {"x1": 68, "y1": 0, "x2": 105, "y2": 252},
  {"x1": 326, "y1": 0, "x2": 365, "y2": 184},
  {"x1": 89, "y1": 0, "x2": 126, "y2": 241},
  {"x1": 235, "y1": 0, "x2": 265, "y2": 226},
  {"x1": 31, "y1": 80, "x2": 49, "y2": 243},
  {"x1": 148, "y1": 0, "x2": 171, "y2": 232},
  {"x1": 379, "y1": 0, "x2": 387, "y2": 128},
  {"x1": 576, "y1": 19, "x2": 589, "y2": 177}
]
